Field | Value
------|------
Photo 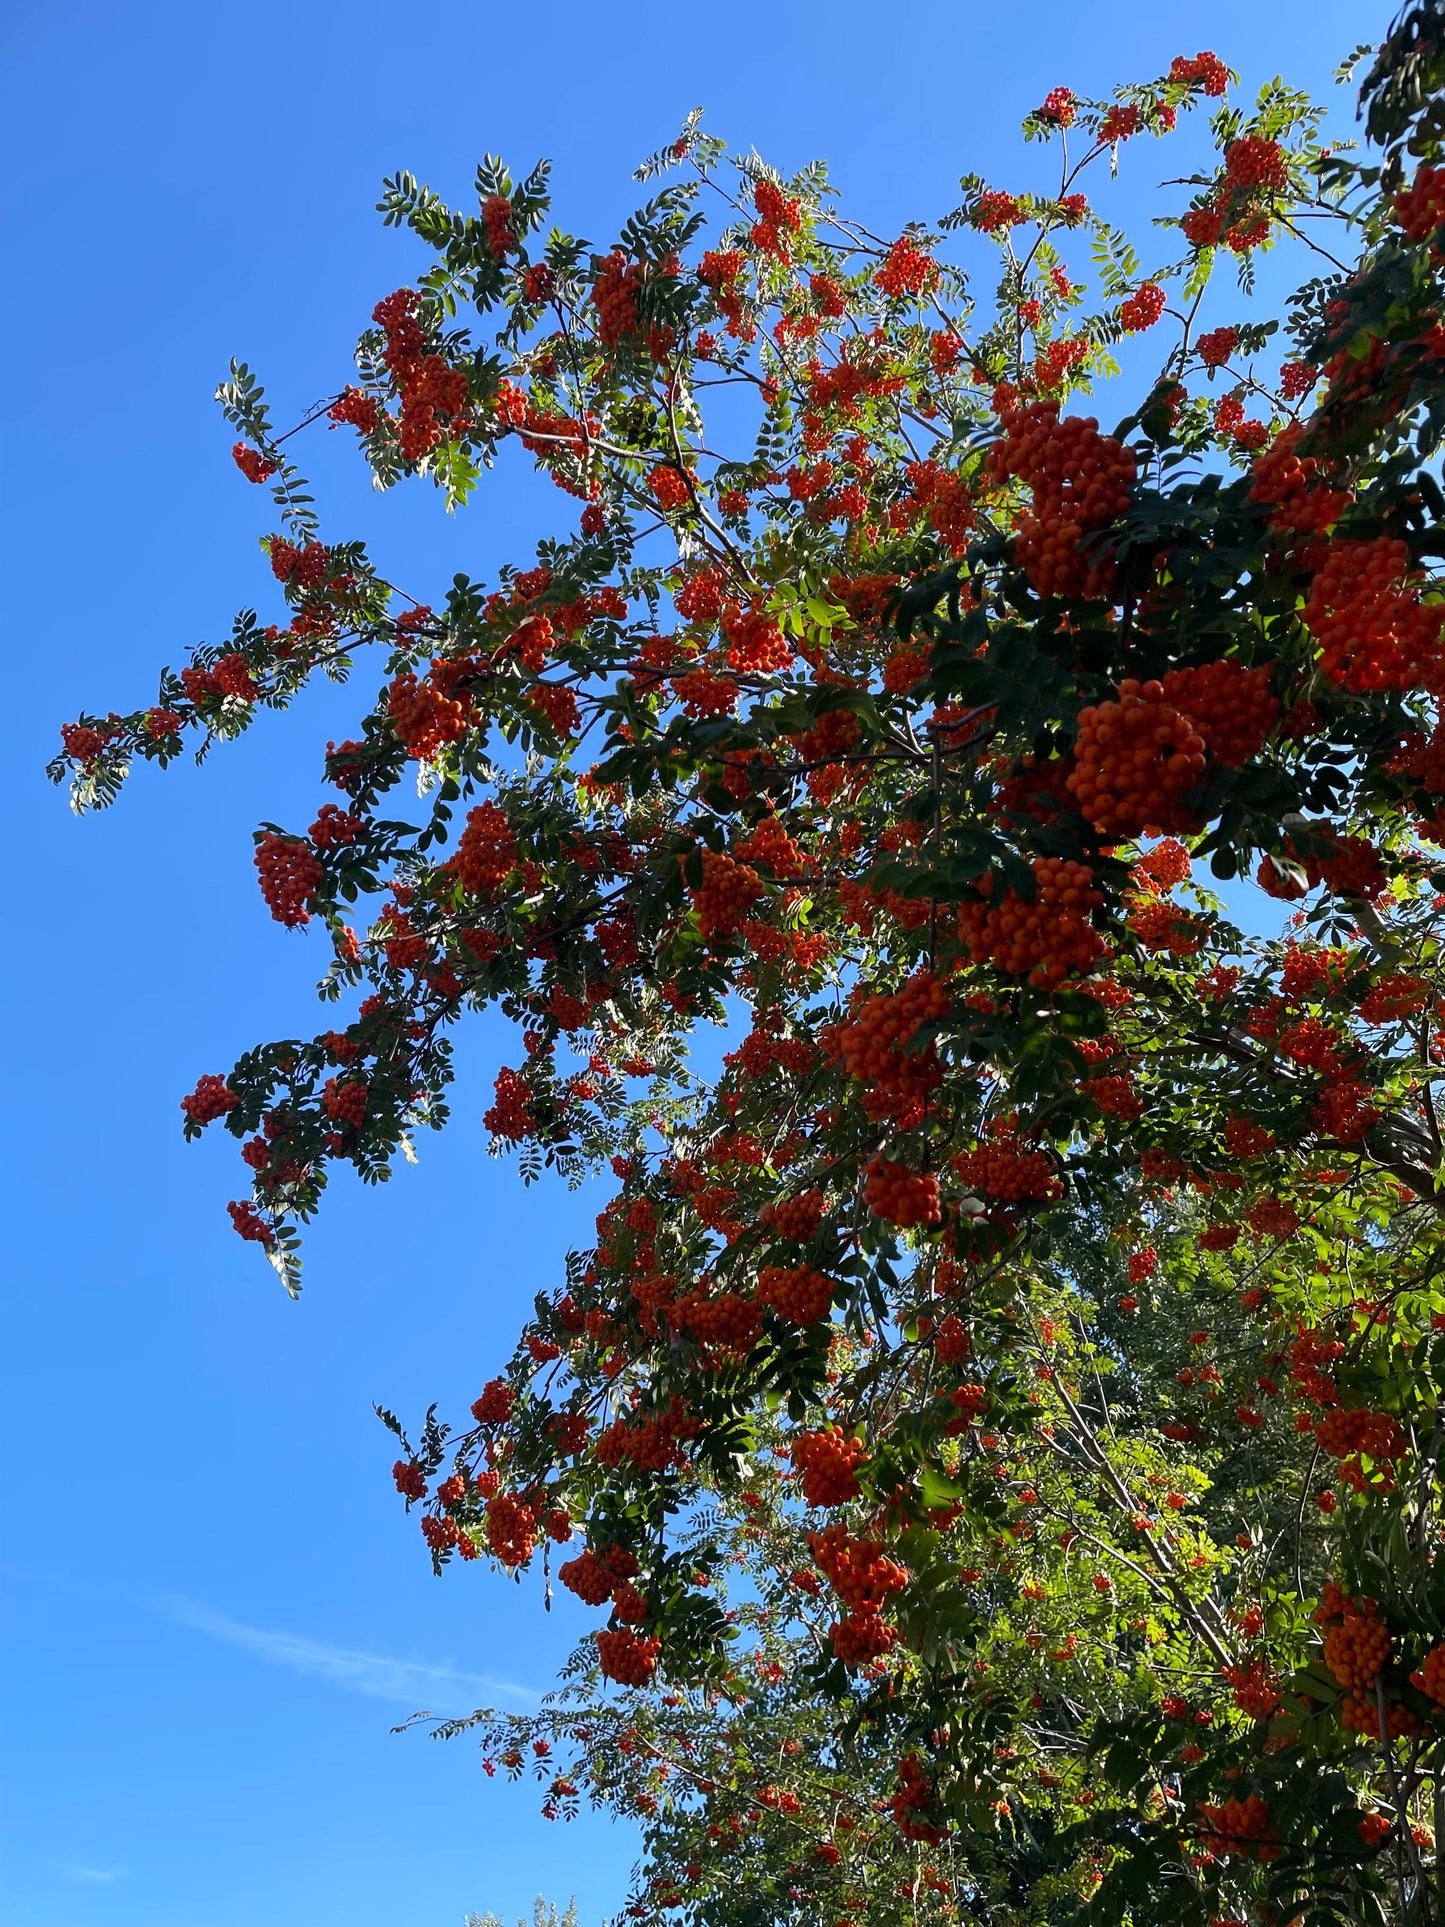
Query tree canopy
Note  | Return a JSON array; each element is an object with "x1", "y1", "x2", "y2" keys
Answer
[{"x1": 54, "y1": 3, "x2": 1445, "y2": 1919}]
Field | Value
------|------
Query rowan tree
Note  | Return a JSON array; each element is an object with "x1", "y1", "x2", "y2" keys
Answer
[{"x1": 54, "y1": 2, "x2": 1445, "y2": 1919}]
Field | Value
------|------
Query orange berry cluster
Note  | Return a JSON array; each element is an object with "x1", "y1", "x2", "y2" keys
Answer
[
  {"x1": 182, "y1": 1074, "x2": 240, "y2": 1124},
  {"x1": 756, "y1": 1264, "x2": 835, "y2": 1326},
  {"x1": 1304, "y1": 536, "x2": 1445, "y2": 692},
  {"x1": 808, "y1": 1522, "x2": 906, "y2": 1665},
  {"x1": 1222, "y1": 1658, "x2": 1281, "y2": 1719},
  {"x1": 1159, "y1": 660, "x2": 1279, "y2": 767},
  {"x1": 1412, "y1": 1643, "x2": 1445, "y2": 1706},
  {"x1": 591, "y1": 251, "x2": 642, "y2": 345},
  {"x1": 1393, "y1": 163, "x2": 1445, "y2": 243},
  {"x1": 254, "y1": 831, "x2": 324, "y2": 927},
  {"x1": 1224, "y1": 136, "x2": 1289, "y2": 193},
  {"x1": 1315, "y1": 1407, "x2": 1408, "y2": 1466},
  {"x1": 690, "y1": 851, "x2": 765, "y2": 941},
  {"x1": 559, "y1": 1543, "x2": 637, "y2": 1607},
  {"x1": 952, "y1": 1139, "x2": 1061, "y2": 1203},
  {"x1": 321, "y1": 1077, "x2": 368, "y2": 1128},
  {"x1": 387, "y1": 669, "x2": 469, "y2": 760},
  {"x1": 1068, "y1": 680, "x2": 1207, "y2": 836},
  {"x1": 1127, "y1": 898, "x2": 1202, "y2": 954},
  {"x1": 1324, "y1": 1609, "x2": 1391, "y2": 1694},
  {"x1": 1196, "y1": 1794, "x2": 1279, "y2": 1861},
  {"x1": 863, "y1": 1156, "x2": 942, "y2": 1228},
  {"x1": 675, "y1": 1288, "x2": 763, "y2": 1354},
  {"x1": 791, "y1": 1426, "x2": 869, "y2": 1506},
  {"x1": 1248, "y1": 425, "x2": 1351, "y2": 534},
  {"x1": 485, "y1": 1492, "x2": 537, "y2": 1568},
  {"x1": 597, "y1": 1626, "x2": 661, "y2": 1685},
  {"x1": 986, "y1": 399, "x2": 1136, "y2": 599},
  {"x1": 449, "y1": 802, "x2": 517, "y2": 894},
  {"x1": 891, "y1": 1754, "x2": 948, "y2": 1845},
  {"x1": 838, "y1": 972, "x2": 950, "y2": 1122},
  {"x1": 758, "y1": 1189, "x2": 826, "y2": 1242},
  {"x1": 957, "y1": 856, "x2": 1105, "y2": 987}
]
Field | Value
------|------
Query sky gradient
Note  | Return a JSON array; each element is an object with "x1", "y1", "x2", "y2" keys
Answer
[{"x1": 1, "y1": 1, "x2": 1398, "y2": 1922}]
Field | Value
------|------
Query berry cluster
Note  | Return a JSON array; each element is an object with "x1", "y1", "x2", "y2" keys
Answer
[
  {"x1": 791, "y1": 1427, "x2": 868, "y2": 1506},
  {"x1": 485, "y1": 1492, "x2": 537, "y2": 1567},
  {"x1": 690, "y1": 851, "x2": 765, "y2": 942},
  {"x1": 596, "y1": 1626, "x2": 661, "y2": 1686},
  {"x1": 957, "y1": 857, "x2": 1105, "y2": 987},
  {"x1": 837, "y1": 972, "x2": 950, "y2": 1124},
  {"x1": 756, "y1": 1264, "x2": 835, "y2": 1326},
  {"x1": 254, "y1": 832, "x2": 324, "y2": 927},
  {"x1": 862, "y1": 1156, "x2": 942, "y2": 1228},
  {"x1": 1304, "y1": 536, "x2": 1445, "y2": 691},
  {"x1": 952, "y1": 1138, "x2": 1061, "y2": 1203},
  {"x1": 592, "y1": 252, "x2": 642, "y2": 346},
  {"x1": 1159, "y1": 660, "x2": 1278, "y2": 767},
  {"x1": 1068, "y1": 681, "x2": 1207, "y2": 836},
  {"x1": 1393, "y1": 164, "x2": 1445, "y2": 243},
  {"x1": 449, "y1": 802, "x2": 517, "y2": 894},
  {"x1": 387, "y1": 670, "x2": 470, "y2": 761},
  {"x1": 987, "y1": 399, "x2": 1136, "y2": 599},
  {"x1": 182, "y1": 1074, "x2": 240, "y2": 1124}
]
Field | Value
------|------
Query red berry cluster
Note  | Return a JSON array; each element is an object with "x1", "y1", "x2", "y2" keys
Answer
[
  {"x1": 891, "y1": 1754, "x2": 948, "y2": 1845},
  {"x1": 1195, "y1": 1794, "x2": 1279, "y2": 1861},
  {"x1": 387, "y1": 671, "x2": 469, "y2": 761},
  {"x1": 1036, "y1": 87, "x2": 1077, "y2": 127},
  {"x1": 1119, "y1": 282, "x2": 1166, "y2": 332},
  {"x1": 1195, "y1": 326, "x2": 1238, "y2": 368},
  {"x1": 182, "y1": 1074, "x2": 240, "y2": 1124},
  {"x1": 837, "y1": 972, "x2": 950, "y2": 1124},
  {"x1": 952, "y1": 1138, "x2": 1062, "y2": 1203},
  {"x1": 1159, "y1": 659, "x2": 1278, "y2": 766},
  {"x1": 1169, "y1": 51, "x2": 1229, "y2": 95},
  {"x1": 1304, "y1": 536, "x2": 1445, "y2": 692},
  {"x1": 756, "y1": 1264, "x2": 835, "y2": 1326},
  {"x1": 254, "y1": 832, "x2": 324, "y2": 927},
  {"x1": 321, "y1": 1077, "x2": 368, "y2": 1128},
  {"x1": 482, "y1": 192, "x2": 515, "y2": 257},
  {"x1": 448, "y1": 801, "x2": 517, "y2": 893},
  {"x1": 648, "y1": 464, "x2": 692, "y2": 511},
  {"x1": 873, "y1": 237, "x2": 938, "y2": 299},
  {"x1": 1248, "y1": 425, "x2": 1351, "y2": 534},
  {"x1": 372, "y1": 289, "x2": 469, "y2": 462},
  {"x1": 758, "y1": 1189, "x2": 826, "y2": 1242},
  {"x1": 592, "y1": 252, "x2": 642, "y2": 346},
  {"x1": 1068, "y1": 680, "x2": 1207, "y2": 836},
  {"x1": 328, "y1": 386, "x2": 382, "y2": 435},
  {"x1": 986, "y1": 400, "x2": 1136, "y2": 599},
  {"x1": 1393, "y1": 164, "x2": 1445, "y2": 243},
  {"x1": 808, "y1": 1522, "x2": 907, "y2": 1664},
  {"x1": 1224, "y1": 135, "x2": 1288, "y2": 194},
  {"x1": 862, "y1": 1156, "x2": 941, "y2": 1228},
  {"x1": 485, "y1": 1492, "x2": 537, "y2": 1567},
  {"x1": 227, "y1": 1200, "x2": 274, "y2": 1245},
  {"x1": 231, "y1": 442, "x2": 277, "y2": 483},
  {"x1": 392, "y1": 1460, "x2": 427, "y2": 1500},
  {"x1": 596, "y1": 1626, "x2": 661, "y2": 1686},
  {"x1": 722, "y1": 605, "x2": 792, "y2": 675},
  {"x1": 957, "y1": 856, "x2": 1105, "y2": 987},
  {"x1": 690, "y1": 852, "x2": 765, "y2": 942},
  {"x1": 791, "y1": 1427, "x2": 868, "y2": 1506},
  {"x1": 483, "y1": 1068, "x2": 535, "y2": 1142}
]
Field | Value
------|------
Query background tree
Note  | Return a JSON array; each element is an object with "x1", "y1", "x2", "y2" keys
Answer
[{"x1": 54, "y1": 2, "x2": 1445, "y2": 1918}]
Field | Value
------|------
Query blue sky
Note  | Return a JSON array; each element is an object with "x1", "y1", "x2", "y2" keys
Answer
[{"x1": 0, "y1": 1, "x2": 1395, "y2": 1922}]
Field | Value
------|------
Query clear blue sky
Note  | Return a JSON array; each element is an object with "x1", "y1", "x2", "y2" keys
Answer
[{"x1": 0, "y1": 1, "x2": 1394, "y2": 1922}]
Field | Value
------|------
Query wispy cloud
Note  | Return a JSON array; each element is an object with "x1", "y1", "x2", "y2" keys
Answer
[
  {"x1": 58, "y1": 1865, "x2": 121, "y2": 1884},
  {"x1": 161, "y1": 1597, "x2": 537, "y2": 1709}
]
